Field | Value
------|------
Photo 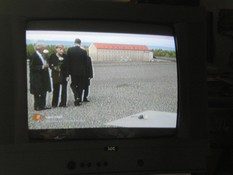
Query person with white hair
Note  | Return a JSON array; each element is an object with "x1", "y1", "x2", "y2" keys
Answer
[{"x1": 29, "y1": 43, "x2": 51, "y2": 111}]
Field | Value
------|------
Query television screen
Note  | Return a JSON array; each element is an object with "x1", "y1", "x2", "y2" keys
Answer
[{"x1": 26, "y1": 26, "x2": 178, "y2": 139}]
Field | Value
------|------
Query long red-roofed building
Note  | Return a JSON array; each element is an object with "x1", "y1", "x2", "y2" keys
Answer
[{"x1": 89, "y1": 43, "x2": 153, "y2": 61}]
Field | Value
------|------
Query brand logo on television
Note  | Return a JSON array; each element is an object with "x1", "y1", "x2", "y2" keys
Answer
[{"x1": 105, "y1": 146, "x2": 118, "y2": 152}]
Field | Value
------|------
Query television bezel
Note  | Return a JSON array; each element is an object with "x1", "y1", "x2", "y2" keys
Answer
[
  {"x1": 0, "y1": 1, "x2": 207, "y2": 143},
  {"x1": 0, "y1": 2, "x2": 208, "y2": 174}
]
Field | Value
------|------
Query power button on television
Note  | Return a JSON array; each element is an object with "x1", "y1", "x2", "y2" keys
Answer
[
  {"x1": 137, "y1": 159, "x2": 144, "y2": 167},
  {"x1": 67, "y1": 161, "x2": 76, "y2": 170}
]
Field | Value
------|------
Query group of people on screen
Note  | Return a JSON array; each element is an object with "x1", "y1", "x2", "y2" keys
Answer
[{"x1": 29, "y1": 38, "x2": 93, "y2": 111}]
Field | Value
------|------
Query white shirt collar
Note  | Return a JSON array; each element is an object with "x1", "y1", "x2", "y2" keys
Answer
[{"x1": 36, "y1": 50, "x2": 46, "y2": 65}]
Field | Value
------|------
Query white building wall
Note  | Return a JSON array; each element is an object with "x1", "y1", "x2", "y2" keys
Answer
[
  {"x1": 89, "y1": 44, "x2": 98, "y2": 61},
  {"x1": 89, "y1": 45, "x2": 153, "y2": 62},
  {"x1": 143, "y1": 51, "x2": 154, "y2": 61}
]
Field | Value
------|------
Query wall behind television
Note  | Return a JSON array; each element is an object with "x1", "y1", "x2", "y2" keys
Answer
[{"x1": 200, "y1": 0, "x2": 233, "y2": 70}]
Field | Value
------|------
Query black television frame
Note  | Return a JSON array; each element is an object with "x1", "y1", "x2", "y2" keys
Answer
[{"x1": 0, "y1": 1, "x2": 208, "y2": 175}]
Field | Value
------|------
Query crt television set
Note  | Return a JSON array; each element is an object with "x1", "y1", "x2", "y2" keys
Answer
[{"x1": 0, "y1": 1, "x2": 208, "y2": 175}]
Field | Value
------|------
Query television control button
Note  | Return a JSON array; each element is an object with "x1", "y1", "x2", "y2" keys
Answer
[{"x1": 67, "y1": 161, "x2": 76, "y2": 170}]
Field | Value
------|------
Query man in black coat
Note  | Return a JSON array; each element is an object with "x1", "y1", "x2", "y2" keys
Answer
[
  {"x1": 29, "y1": 44, "x2": 51, "y2": 111},
  {"x1": 82, "y1": 55, "x2": 93, "y2": 102},
  {"x1": 67, "y1": 38, "x2": 88, "y2": 106},
  {"x1": 49, "y1": 45, "x2": 69, "y2": 107}
]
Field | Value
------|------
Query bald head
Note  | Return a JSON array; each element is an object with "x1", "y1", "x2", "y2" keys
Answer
[{"x1": 35, "y1": 43, "x2": 45, "y2": 53}]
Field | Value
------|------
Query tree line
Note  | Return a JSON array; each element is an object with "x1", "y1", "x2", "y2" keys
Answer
[
  {"x1": 26, "y1": 44, "x2": 176, "y2": 59},
  {"x1": 26, "y1": 44, "x2": 89, "y2": 59},
  {"x1": 152, "y1": 49, "x2": 176, "y2": 58}
]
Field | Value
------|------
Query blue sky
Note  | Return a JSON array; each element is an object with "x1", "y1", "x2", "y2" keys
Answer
[{"x1": 26, "y1": 30, "x2": 176, "y2": 49}]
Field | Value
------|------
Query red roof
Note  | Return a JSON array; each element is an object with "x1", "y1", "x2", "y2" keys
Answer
[{"x1": 92, "y1": 43, "x2": 149, "y2": 51}]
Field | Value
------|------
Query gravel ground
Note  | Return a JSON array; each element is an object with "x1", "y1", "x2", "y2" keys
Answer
[{"x1": 27, "y1": 61, "x2": 177, "y2": 129}]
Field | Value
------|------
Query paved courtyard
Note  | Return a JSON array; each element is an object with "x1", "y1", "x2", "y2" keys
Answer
[{"x1": 27, "y1": 60, "x2": 177, "y2": 129}]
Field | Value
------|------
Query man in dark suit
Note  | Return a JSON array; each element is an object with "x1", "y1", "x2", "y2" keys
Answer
[
  {"x1": 82, "y1": 55, "x2": 93, "y2": 102},
  {"x1": 29, "y1": 43, "x2": 51, "y2": 111},
  {"x1": 67, "y1": 38, "x2": 88, "y2": 106}
]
